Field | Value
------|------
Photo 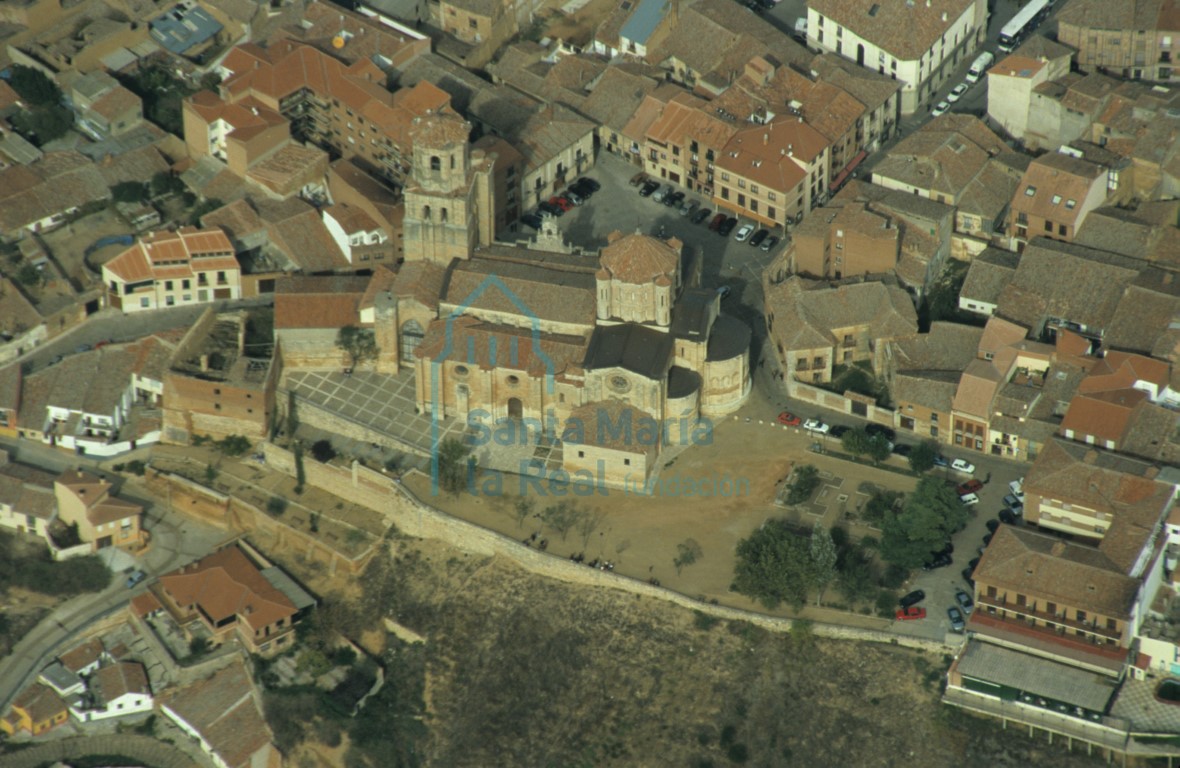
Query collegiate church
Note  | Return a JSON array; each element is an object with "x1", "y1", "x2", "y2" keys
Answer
[{"x1": 368, "y1": 110, "x2": 753, "y2": 487}]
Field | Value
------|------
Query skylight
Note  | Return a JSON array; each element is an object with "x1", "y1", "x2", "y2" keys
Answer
[
  {"x1": 1051, "y1": 194, "x2": 1062, "y2": 205},
  {"x1": 1025, "y1": 186, "x2": 1037, "y2": 196},
  {"x1": 1065, "y1": 199, "x2": 1077, "y2": 209}
]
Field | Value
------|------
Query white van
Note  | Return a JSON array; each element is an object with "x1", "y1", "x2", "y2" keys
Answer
[{"x1": 965, "y1": 51, "x2": 995, "y2": 84}]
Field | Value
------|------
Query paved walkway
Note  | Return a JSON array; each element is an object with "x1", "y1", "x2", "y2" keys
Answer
[{"x1": 0, "y1": 733, "x2": 207, "y2": 768}]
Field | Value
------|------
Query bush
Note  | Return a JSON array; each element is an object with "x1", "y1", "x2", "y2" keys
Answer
[
  {"x1": 111, "y1": 181, "x2": 148, "y2": 204},
  {"x1": 218, "y1": 435, "x2": 251, "y2": 456},
  {"x1": 0, "y1": 533, "x2": 111, "y2": 596},
  {"x1": 881, "y1": 563, "x2": 910, "y2": 589},
  {"x1": 267, "y1": 496, "x2": 287, "y2": 516},
  {"x1": 785, "y1": 464, "x2": 821, "y2": 505},
  {"x1": 332, "y1": 645, "x2": 358, "y2": 666},
  {"x1": 311, "y1": 439, "x2": 337, "y2": 463},
  {"x1": 875, "y1": 590, "x2": 896, "y2": 617},
  {"x1": 9, "y1": 66, "x2": 62, "y2": 106},
  {"x1": 726, "y1": 743, "x2": 750, "y2": 764}
]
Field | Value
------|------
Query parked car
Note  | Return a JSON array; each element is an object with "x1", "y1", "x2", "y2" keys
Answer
[
  {"x1": 1009, "y1": 477, "x2": 1025, "y2": 501},
  {"x1": 718, "y1": 217, "x2": 738, "y2": 236},
  {"x1": 986, "y1": 519, "x2": 1000, "y2": 533},
  {"x1": 125, "y1": 570, "x2": 147, "y2": 589},
  {"x1": 947, "y1": 606, "x2": 966, "y2": 632},
  {"x1": 708, "y1": 212, "x2": 727, "y2": 230},
  {"x1": 959, "y1": 492, "x2": 980, "y2": 506},
  {"x1": 640, "y1": 181, "x2": 660, "y2": 197},
  {"x1": 899, "y1": 589, "x2": 926, "y2": 608},
  {"x1": 576, "y1": 177, "x2": 601, "y2": 192},
  {"x1": 896, "y1": 606, "x2": 927, "y2": 621},
  {"x1": 923, "y1": 551, "x2": 953, "y2": 570},
  {"x1": 955, "y1": 589, "x2": 975, "y2": 614},
  {"x1": 998, "y1": 509, "x2": 1018, "y2": 525},
  {"x1": 681, "y1": 200, "x2": 697, "y2": 216},
  {"x1": 777, "y1": 411, "x2": 802, "y2": 426},
  {"x1": 932, "y1": 100, "x2": 951, "y2": 116},
  {"x1": 717, "y1": 285, "x2": 732, "y2": 300},
  {"x1": 802, "y1": 419, "x2": 830, "y2": 435},
  {"x1": 521, "y1": 212, "x2": 543, "y2": 229},
  {"x1": 652, "y1": 186, "x2": 668, "y2": 203},
  {"x1": 549, "y1": 195, "x2": 573, "y2": 211},
  {"x1": 538, "y1": 200, "x2": 563, "y2": 216},
  {"x1": 749, "y1": 229, "x2": 769, "y2": 247},
  {"x1": 893, "y1": 443, "x2": 912, "y2": 457},
  {"x1": 568, "y1": 182, "x2": 593, "y2": 200},
  {"x1": 734, "y1": 224, "x2": 755, "y2": 242},
  {"x1": 1003, "y1": 494, "x2": 1023, "y2": 511},
  {"x1": 692, "y1": 208, "x2": 712, "y2": 224},
  {"x1": 933, "y1": 455, "x2": 949, "y2": 468},
  {"x1": 829, "y1": 425, "x2": 850, "y2": 439},
  {"x1": 962, "y1": 567, "x2": 975, "y2": 586},
  {"x1": 865, "y1": 424, "x2": 896, "y2": 442},
  {"x1": 951, "y1": 458, "x2": 976, "y2": 474},
  {"x1": 760, "y1": 235, "x2": 779, "y2": 252},
  {"x1": 564, "y1": 189, "x2": 584, "y2": 206},
  {"x1": 956, "y1": 479, "x2": 983, "y2": 496},
  {"x1": 947, "y1": 83, "x2": 969, "y2": 103},
  {"x1": 664, "y1": 191, "x2": 685, "y2": 207},
  {"x1": 630, "y1": 172, "x2": 648, "y2": 186}
]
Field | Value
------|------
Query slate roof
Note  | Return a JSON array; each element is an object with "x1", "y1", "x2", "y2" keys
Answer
[
  {"x1": 809, "y1": 0, "x2": 978, "y2": 61},
  {"x1": 584, "y1": 323, "x2": 674, "y2": 380}
]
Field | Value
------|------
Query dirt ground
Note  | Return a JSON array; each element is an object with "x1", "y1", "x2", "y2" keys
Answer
[
  {"x1": 38, "y1": 208, "x2": 131, "y2": 287},
  {"x1": 406, "y1": 416, "x2": 916, "y2": 623},
  {"x1": 266, "y1": 536, "x2": 1108, "y2": 768}
]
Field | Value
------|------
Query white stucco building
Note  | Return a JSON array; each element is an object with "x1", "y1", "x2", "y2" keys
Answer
[{"x1": 807, "y1": 0, "x2": 988, "y2": 114}]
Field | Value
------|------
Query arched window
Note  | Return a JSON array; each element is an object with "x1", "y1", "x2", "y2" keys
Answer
[
  {"x1": 423, "y1": 205, "x2": 431, "y2": 220},
  {"x1": 430, "y1": 156, "x2": 441, "y2": 171}
]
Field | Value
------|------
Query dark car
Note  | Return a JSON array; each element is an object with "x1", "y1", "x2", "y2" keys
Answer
[
  {"x1": 933, "y1": 454, "x2": 949, "y2": 468},
  {"x1": 125, "y1": 569, "x2": 147, "y2": 589},
  {"x1": 957, "y1": 479, "x2": 983, "y2": 496},
  {"x1": 986, "y1": 519, "x2": 1001, "y2": 533},
  {"x1": 708, "y1": 212, "x2": 727, "y2": 230},
  {"x1": 521, "y1": 212, "x2": 543, "y2": 229},
  {"x1": 982, "y1": 533, "x2": 993, "y2": 546},
  {"x1": 829, "y1": 425, "x2": 850, "y2": 439},
  {"x1": 998, "y1": 509, "x2": 1018, "y2": 525},
  {"x1": 865, "y1": 424, "x2": 896, "y2": 442},
  {"x1": 962, "y1": 567, "x2": 975, "y2": 586},
  {"x1": 576, "y1": 177, "x2": 600, "y2": 192},
  {"x1": 537, "y1": 201, "x2": 563, "y2": 217},
  {"x1": 898, "y1": 589, "x2": 926, "y2": 608},
  {"x1": 892, "y1": 443, "x2": 912, "y2": 457},
  {"x1": 664, "y1": 190, "x2": 685, "y2": 207},
  {"x1": 969, "y1": 557, "x2": 980, "y2": 571},
  {"x1": 923, "y1": 552, "x2": 953, "y2": 570},
  {"x1": 717, "y1": 217, "x2": 738, "y2": 236},
  {"x1": 955, "y1": 589, "x2": 975, "y2": 614},
  {"x1": 749, "y1": 229, "x2": 769, "y2": 247},
  {"x1": 569, "y1": 180, "x2": 594, "y2": 199},
  {"x1": 947, "y1": 606, "x2": 966, "y2": 632},
  {"x1": 640, "y1": 181, "x2": 660, "y2": 197},
  {"x1": 760, "y1": 235, "x2": 780, "y2": 252},
  {"x1": 691, "y1": 208, "x2": 712, "y2": 224}
]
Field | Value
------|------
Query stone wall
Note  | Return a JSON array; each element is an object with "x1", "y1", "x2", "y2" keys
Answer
[
  {"x1": 253, "y1": 443, "x2": 958, "y2": 654},
  {"x1": 788, "y1": 379, "x2": 898, "y2": 428},
  {"x1": 284, "y1": 392, "x2": 430, "y2": 457}
]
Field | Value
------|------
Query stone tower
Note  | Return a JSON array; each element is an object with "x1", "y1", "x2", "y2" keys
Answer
[{"x1": 402, "y1": 110, "x2": 488, "y2": 265}]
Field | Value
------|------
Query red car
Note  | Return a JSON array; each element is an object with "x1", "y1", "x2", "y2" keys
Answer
[
  {"x1": 777, "y1": 411, "x2": 801, "y2": 426},
  {"x1": 548, "y1": 196, "x2": 574, "y2": 212},
  {"x1": 708, "y1": 212, "x2": 727, "y2": 231},
  {"x1": 895, "y1": 606, "x2": 927, "y2": 621},
  {"x1": 956, "y1": 479, "x2": 983, "y2": 496}
]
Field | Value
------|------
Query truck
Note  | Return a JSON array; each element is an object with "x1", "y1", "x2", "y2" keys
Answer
[{"x1": 965, "y1": 51, "x2": 995, "y2": 84}]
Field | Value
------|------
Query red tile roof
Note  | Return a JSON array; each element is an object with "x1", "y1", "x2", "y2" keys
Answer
[{"x1": 158, "y1": 546, "x2": 297, "y2": 632}]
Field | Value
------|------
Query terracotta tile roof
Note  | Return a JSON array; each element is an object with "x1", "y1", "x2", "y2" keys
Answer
[
  {"x1": 891, "y1": 369, "x2": 962, "y2": 412},
  {"x1": 1058, "y1": 0, "x2": 1179, "y2": 32},
  {"x1": 131, "y1": 591, "x2": 163, "y2": 617},
  {"x1": 273, "y1": 275, "x2": 368, "y2": 329},
  {"x1": 960, "y1": 248, "x2": 1020, "y2": 307},
  {"x1": 200, "y1": 199, "x2": 264, "y2": 242},
  {"x1": 1106, "y1": 279, "x2": 1180, "y2": 357},
  {"x1": 58, "y1": 637, "x2": 105, "y2": 674},
  {"x1": 103, "y1": 227, "x2": 237, "y2": 285},
  {"x1": 599, "y1": 231, "x2": 680, "y2": 285},
  {"x1": 808, "y1": 53, "x2": 903, "y2": 113},
  {"x1": 974, "y1": 525, "x2": 1139, "y2": 619},
  {"x1": 992, "y1": 55, "x2": 1046, "y2": 80},
  {"x1": 390, "y1": 260, "x2": 446, "y2": 309},
  {"x1": 415, "y1": 315, "x2": 588, "y2": 379},
  {"x1": 580, "y1": 66, "x2": 663, "y2": 134},
  {"x1": 765, "y1": 275, "x2": 918, "y2": 352},
  {"x1": 88, "y1": 84, "x2": 141, "y2": 121},
  {"x1": 717, "y1": 117, "x2": 827, "y2": 192},
  {"x1": 408, "y1": 109, "x2": 470, "y2": 149},
  {"x1": 94, "y1": 144, "x2": 171, "y2": 187},
  {"x1": 89, "y1": 661, "x2": 150, "y2": 704},
  {"x1": 1009, "y1": 152, "x2": 1107, "y2": 229},
  {"x1": 159, "y1": 546, "x2": 297, "y2": 632},
  {"x1": 996, "y1": 238, "x2": 1142, "y2": 334},
  {"x1": 952, "y1": 358, "x2": 1002, "y2": 418},
  {"x1": 442, "y1": 256, "x2": 598, "y2": 329},
  {"x1": 872, "y1": 119, "x2": 1000, "y2": 200},
  {"x1": 161, "y1": 659, "x2": 275, "y2": 768},
  {"x1": 0, "y1": 151, "x2": 111, "y2": 232},
  {"x1": 888, "y1": 321, "x2": 983, "y2": 372},
  {"x1": 254, "y1": 197, "x2": 350, "y2": 273},
  {"x1": 564, "y1": 400, "x2": 660, "y2": 455},
  {"x1": 10, "y1": 684, "x2": 66, "y2": 724},
  {"x1": 810, "y1": 0, "x2": 978, "y2": 61}
]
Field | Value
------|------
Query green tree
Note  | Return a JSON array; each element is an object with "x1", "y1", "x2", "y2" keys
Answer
[
  {"x1": 16, "y1": 263, "x2": 41, "y2": 287},
  {"x1": 336, "y1": 325, "x2": 379, "y2": 368},
  {"x1": 185, "y1": 197, "x2": 224, "y2": 226},
  {"x1": 879, "y1": 477, "x2": 967, "y2": 569},
  {"x1": 865, "y1": 434, "x2": 893, "y2": 465},
  {"x1": 150, "y1": 170, "x2": 186, "y2": 198},
  {"x1": 294, "y1": 441, "x2": 306, "y2": 494},
  {"x1": 512, "y1": 496, "x2": 534, "y2": 529},
  {"x1": 808, "y1": 524, "x2": 838, "y2": 605},
  {"x1": 435, "y1": 436, "x2": 469, "y2": 495},
  {"x1": 10, "y1": 104, "x2": 74, "y2": 146},
  {"x1": 673, "y1": 538, "x2": 703, "y2": 575},
  {"x1": 311, "y1": 439, "x2": 337, "y2": 462},
  {"x1": 840, "y1": 428, "x2": 872, "y2": 458},
  {"x1": 266, "y1": 496, "x2": 287, "y2": 516},
  {"x1": 862, "y1": 489, "x2": 903, "y2": 525},
  {"x1": 9, "y1": 65, "x2": 62, "y2": 106},
  {"x1": 785, "y1": 463, "x2": 821, "y2": 505},
  {"x1": 836, "y1": 546, "x2": 878, "y2": 603},
  {"x1": 908, "y1": 440, "x2": 940, "y2": 473},
  {"x1": 732, "y1": 519, "x2": 813, "y2": 610},
  {"x1": 541, "y1": 500, "x2": 579, "y2": 541},
  {"x1": 110, "y1": 181, "x2": 148, "y2": 204}
]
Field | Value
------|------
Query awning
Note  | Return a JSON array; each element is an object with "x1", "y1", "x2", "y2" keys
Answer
[{"x1": 830, "y1": 150, "x2": 868, "y2": 192}]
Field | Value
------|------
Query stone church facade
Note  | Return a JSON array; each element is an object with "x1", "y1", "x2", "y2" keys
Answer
[{"x1": 370, "y1": 110, "x2": 752, "y2": 489}]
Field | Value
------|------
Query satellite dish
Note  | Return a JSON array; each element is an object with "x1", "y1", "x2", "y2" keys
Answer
[{"x1": 332, "y1": 35, "x2": 345, "y2": 49}]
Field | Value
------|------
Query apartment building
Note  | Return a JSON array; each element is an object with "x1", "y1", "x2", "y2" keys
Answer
[
  {"x1": 102, "y1": 228, "x2": 241, "y2": 313},
  {"x1": 1008, "y1": 152, "x2": 1111, "y2": 248},
  {"x1": 1057, "y1": 0, "x2": 1180, "y2": 83},
  {"x1": 807, "y1": 0, "x2": 988, "y2": 114},
  {"x1": 54, "y1": 469, "x2": 145, "y2": 552},
  {"x1": 790, "y1": 202, "x2": 899, "y2": 278}
]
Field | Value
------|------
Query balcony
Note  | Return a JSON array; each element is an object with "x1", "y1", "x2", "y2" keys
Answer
[{"x1": 975, "y1": 594, "x2": 1123, "y2": 644}]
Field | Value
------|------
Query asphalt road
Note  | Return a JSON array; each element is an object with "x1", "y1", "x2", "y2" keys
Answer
[{"x1": 0, "y1": 436, "x2": 232, "y2": 713}]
